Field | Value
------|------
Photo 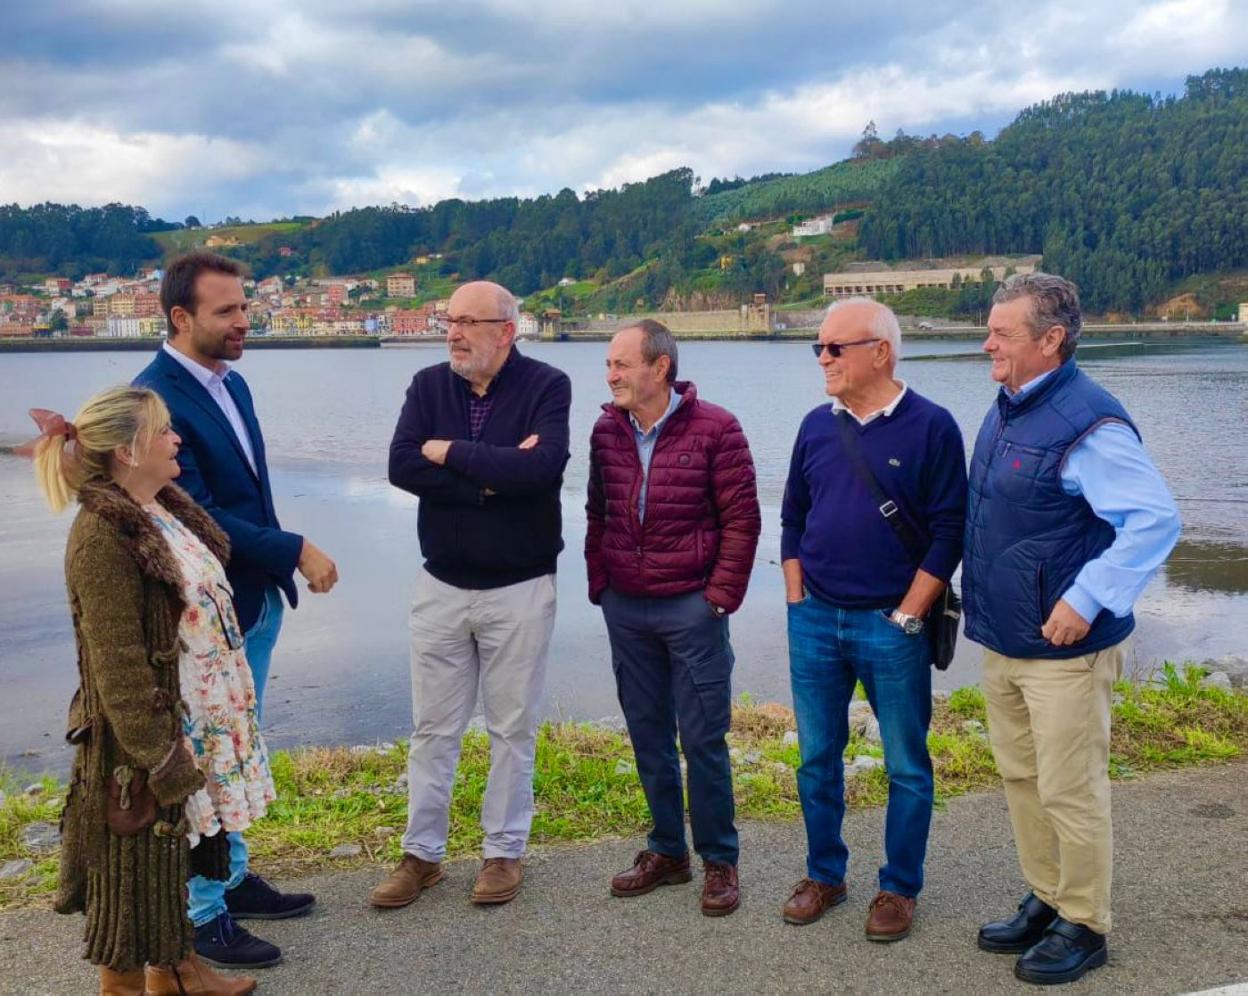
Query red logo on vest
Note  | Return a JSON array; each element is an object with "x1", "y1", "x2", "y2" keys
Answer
[{"x1": 1012, "y1": 458, "x2": 1022, "y2": 470}]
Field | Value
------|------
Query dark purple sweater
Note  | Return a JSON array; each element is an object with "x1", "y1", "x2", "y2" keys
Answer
[{"x1": 780, "y1": 389, "x2": 967, "y2": 609}]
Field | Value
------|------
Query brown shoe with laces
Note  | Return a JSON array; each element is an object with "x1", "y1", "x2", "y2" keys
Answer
[
  {"x1": 610, "y1": 850, "x2": 693, "y2": 897},
  {"x1": 370, "y1": 853, "x2": 445, "y2": 909},
  {"x1": 471, "y1": 857, "x2": 523, "y2": 905},
  {"x1": 865, "y1": 890, "x2": 916, "y2": 941},
  {"x1": 701, "y1": 861, "x2": 739, "y2": 917},
  {"x1": 782, "y1": 877, "x2": 848, "y2": 925}
]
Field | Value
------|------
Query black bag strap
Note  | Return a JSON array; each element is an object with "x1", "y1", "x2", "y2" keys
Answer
[{"x1": 832, "y1": 410, "x2": 926, "y2": 562}]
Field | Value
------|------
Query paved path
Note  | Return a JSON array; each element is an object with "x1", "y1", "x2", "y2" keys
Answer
[{"x1": 2, "y1": 763, "x2": 1245, "y2": 994}]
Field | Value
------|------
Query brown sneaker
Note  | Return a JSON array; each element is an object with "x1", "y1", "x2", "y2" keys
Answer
[
  {"x1": 471, "y1": 857, "x2": 523, "y2": 905},
  {"x1": 865, "y1": 890, "x2": 916, "y2": 941},
  {"x1": 370, "y1": 854, "x2": 445, "y2": 909},
  {"x1": 701, "y1": 861, "x2": 739, "y2": 917},
  {"x1": 610, "y1": 850, "x2": 693, "y2": 897},
  {"x1": 782, "y1": 877, "x2": 848, "y2": 925},
  {"x1": 145, "y1": 953, "x2": 256, "y2": 995}
]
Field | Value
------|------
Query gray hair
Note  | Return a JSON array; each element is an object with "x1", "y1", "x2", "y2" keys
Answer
[
  {"x1": 622, "y1": 318, "x2": 679, "y2": 383},
  {"x1": 992, "y1": 272, "x2": 1082, "y2": 361},
  {"x1": 496, "y1": 285, "x2": 520, "y2": 327},
  {"x1": 825, "y1": 296, "x2": 903, "y2": 361}
]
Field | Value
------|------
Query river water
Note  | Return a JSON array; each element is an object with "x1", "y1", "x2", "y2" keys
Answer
[{"x1": 2, "y1": 338, "x2": 1246, "y2": 772}]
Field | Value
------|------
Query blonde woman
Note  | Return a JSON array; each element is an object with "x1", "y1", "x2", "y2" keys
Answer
[{"x1": 25, "y1": 386, "x2": 273, "y2": 995}]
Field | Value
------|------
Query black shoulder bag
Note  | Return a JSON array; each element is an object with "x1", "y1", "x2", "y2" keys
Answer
[{"x1": 832, "y1": 412, "x2": 961, "y2": 670}]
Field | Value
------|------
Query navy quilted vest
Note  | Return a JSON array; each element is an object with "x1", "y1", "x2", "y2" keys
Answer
[{"x1": 963, "y1": 360, "x2": 1138, "y2": 659}]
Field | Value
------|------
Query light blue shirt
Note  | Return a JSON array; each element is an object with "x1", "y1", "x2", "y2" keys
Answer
[
  {"x1": 1010, "y1": 368, "x2": 1181, "y2": 623},
  {"x1": 162, "y1": 342, "x2": 258, "y2": 475},
  {"x1": 630, "y1": 388, "x2": 682, "y2": 523}
]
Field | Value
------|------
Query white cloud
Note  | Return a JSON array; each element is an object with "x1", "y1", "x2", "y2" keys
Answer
[
  {"x1": 3, "y1": 0, "x2": 1244, "y2": 217},
  {"x1": 1114, "y1": 0, "x2": 1238, "y2": 62},
  {"x1": 0, "y1": 119, "x2": 269, "y2": 215}
]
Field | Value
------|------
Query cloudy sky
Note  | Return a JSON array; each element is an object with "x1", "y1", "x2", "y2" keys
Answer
[{"x1": 2, "y1": 0, "x2": 1243, "y2": 221}]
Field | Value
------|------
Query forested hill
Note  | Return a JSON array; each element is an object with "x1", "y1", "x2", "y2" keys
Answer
[
  {"x1": 242, "y1": 168, "x2": 697, "y2": 292},
  {"x1": 1, "y1": 67, "x2": 1245, "y2": 315},
  {"x1": 858, "y1": 68, "x2": 1248, "y2": 311}
]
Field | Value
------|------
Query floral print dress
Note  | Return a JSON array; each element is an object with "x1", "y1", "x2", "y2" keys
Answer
[{"x1": 146, "y1": 501, "x2": 275, "y2": 844}]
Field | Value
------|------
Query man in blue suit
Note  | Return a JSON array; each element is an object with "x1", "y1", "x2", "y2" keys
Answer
[{"x1": 135, "y1": 251, "x2": 338, "y2": 970}]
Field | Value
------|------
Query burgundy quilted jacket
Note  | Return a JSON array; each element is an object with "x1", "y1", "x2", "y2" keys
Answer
[{"x1": 585, "y1": 381, "x2": 761, "y2": 612}]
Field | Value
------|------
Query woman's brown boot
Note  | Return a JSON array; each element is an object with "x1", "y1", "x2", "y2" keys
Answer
[
  {"x1": 144, "y1": 953, "x2": 257, "y2": 995},
  {"x1": 98, "y1": 965, "x2": 146, "y2": 995}
]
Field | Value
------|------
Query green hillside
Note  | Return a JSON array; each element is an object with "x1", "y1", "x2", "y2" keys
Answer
[{"x1": 691, "y1": 158, "x2": 900, "y2": 226}]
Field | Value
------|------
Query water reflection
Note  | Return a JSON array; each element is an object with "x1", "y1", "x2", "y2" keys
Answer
[{"x1": 1164, "y1": 538, "x2": 1248, "y2": 594}]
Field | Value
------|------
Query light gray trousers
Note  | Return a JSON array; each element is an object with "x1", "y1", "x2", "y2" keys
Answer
[{"x1": 401, "y1": 567, "x2": 556, "y2": 862}]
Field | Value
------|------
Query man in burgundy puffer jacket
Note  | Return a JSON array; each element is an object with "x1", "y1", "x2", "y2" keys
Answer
[{"x1": 586, "y1": 319, "x2": 761, "y2": 918}]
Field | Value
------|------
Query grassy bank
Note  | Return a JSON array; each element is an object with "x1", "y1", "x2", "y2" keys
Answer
[{"x1": 2, "y1": 665, "x2": 1244, "y2": 910}]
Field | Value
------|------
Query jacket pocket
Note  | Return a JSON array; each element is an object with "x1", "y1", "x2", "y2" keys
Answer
[{"x1": 1035, "y1": 563, "x2": 1047, "y2": 625}]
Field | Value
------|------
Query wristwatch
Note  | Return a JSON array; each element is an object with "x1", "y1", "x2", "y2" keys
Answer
[
  {"x1": 889, "y1": 610, "x2": 924, "y2": 635},
  {"x1": 709, "y1": 601, "x2": 727, "y2": 617}
]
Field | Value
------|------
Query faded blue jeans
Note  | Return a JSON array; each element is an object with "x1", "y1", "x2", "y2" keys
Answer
[
  {"x1": 188, "y1": 586, "x2": 284, "y2": 926},
  {"x1": 787, "y1": 594, "x2": 933, "y2": 897}
]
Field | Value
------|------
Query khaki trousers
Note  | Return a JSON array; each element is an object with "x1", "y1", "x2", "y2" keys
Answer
[
  {"x1": 401, "y1": 567, "x2": 556, "y2": 863},
  {"x1": 981, "y1": 641, "x2": 1124, "y2": 935}
]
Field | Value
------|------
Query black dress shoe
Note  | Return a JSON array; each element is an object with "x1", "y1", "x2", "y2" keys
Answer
[
  {"x1": 226, "y1": 872, "x2": 316, "y2": 919},
  {"x1": 1015, "y1": 918, "x2": 1108, "y2": 985},
  {"x1": 978, "y1": 892, "x2": 1058, "y2": 953},
  {"x1": 194, "y1": 912, "x2": 283, "y2": 968}
]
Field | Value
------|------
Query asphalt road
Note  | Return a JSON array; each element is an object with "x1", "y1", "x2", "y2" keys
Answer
[{"x1": 2, "y1": 762, "x2": 1245, "y2": 995}]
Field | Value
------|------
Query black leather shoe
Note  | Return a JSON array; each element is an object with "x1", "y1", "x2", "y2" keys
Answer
[
  {"x1": 194, "y1": 912, "x2": 283, "y2": 968},
  {"x1": 226, "y1": 872, "x2": 316, "y2": 920},
  {"x1": 978, "y1": 892, "x2": 1058, "y2": 953},
  {"x1": 1015, "y1": 918, "x2": 1108, "y2": 985}
]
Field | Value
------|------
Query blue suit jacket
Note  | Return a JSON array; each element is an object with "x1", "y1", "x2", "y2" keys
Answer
[{"x1": 133, "y1": 348, "x2": 301, "y2": 632}]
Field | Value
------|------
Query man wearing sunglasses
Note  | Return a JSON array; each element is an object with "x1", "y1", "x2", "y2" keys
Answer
[
  {"x1": 780, "y1": 298, "x2": 967, "y2": 941},
  {"x1": 375, "y1": 280, "x2": 571, "y2": 910}
]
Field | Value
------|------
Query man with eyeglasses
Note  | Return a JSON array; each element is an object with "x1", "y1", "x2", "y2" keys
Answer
[
  {"x1": 965, "y1": 273, "x2": 1179, "y2": 986},
  {"x1": 372, "y1": 280, "x2": 571, "y2": 910},
  {"x1": 780, "y1": 298, "x2": 966, "y2": 941}
]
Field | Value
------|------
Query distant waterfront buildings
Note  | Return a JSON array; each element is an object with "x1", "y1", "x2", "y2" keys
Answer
[
  {"x1": 822, "y1": 258, "x2": 1040, "y2": 298},
  {"x1": 386, "y1": 272, "x2": 417, "y2": 298}
]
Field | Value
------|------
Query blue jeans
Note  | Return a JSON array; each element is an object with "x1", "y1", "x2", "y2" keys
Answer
[
  {"x1": 601, "y1": 589, "x2": 738, "y2": 865},
  {"x1": 787, "y1": 595, "x2": 933, "y2": 897},
  {"x1": 188, "y1": 585, "x2": 284, "y2": 926}
]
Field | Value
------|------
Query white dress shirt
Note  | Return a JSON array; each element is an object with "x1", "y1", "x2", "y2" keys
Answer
[{"x1": 162, "y1": 341, "x2": 258, "y2": 475}]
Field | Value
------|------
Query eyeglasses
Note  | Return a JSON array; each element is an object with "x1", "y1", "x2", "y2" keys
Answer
[
  {"x1": 810, "y1": 337, "x2": 880, "y2": 358},
  {"x1": 433, "y1": 313, "x2": 512, "y2": 331}
]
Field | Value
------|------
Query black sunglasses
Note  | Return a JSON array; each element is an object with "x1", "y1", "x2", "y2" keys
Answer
[{"x1": 810, "y1": 337, "x2": 880, "y2": 358}]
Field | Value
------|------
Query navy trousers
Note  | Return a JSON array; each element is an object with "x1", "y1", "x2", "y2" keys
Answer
[{"x1": 601, "y1": 588, "x2": 738, "y2": 865}]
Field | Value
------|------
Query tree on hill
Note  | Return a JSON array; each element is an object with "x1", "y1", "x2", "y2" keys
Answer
[{"x1": 857, "y1": 68, "x2": 1248, "y2": 312}]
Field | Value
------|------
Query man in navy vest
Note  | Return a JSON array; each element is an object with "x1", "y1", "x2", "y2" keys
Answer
[
  {"x1": 963, "y1": 273, "x2": 1179, "y2": 986},
  {"x1": 134, "y1": 251, "x2": 338, "y2": 970}
]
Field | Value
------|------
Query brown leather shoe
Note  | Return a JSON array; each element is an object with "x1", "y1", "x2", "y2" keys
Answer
[
  {"x1": 471, "y1": 857, "x2": 523, "y2": 905},
  {"x1": 782, "y1": 877, "x2": 848, "y2": 925},
  {"x1": 701, "y1": 861, "x2": 739, "y2": 917},
  {"x1": 865, "y1": 890, "x2": 916, "y2": 941},
  {"x1": 610, "y1": 850, "x2": 693, "y2": 897},
  {"x1": 370, "y1": 853, "x2": 445, "y2": 909},
  {"x1": 98, "y1": 965, "x2": 145, "y2": 995},
  {"x1": 145, "y1": 953, "x2": 256, "y2": 995}
]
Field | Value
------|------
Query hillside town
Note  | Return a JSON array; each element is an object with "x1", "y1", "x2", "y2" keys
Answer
[{"x1": 0, "y1": 268, "x2": 543, "y2": 341}]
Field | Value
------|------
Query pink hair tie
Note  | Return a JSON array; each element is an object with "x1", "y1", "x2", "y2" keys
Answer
[{"x1": 14, "y1": 408, "x2": 79, "y2": 460}]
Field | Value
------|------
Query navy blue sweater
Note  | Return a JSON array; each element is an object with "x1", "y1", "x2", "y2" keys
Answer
[
  {"x1": 388, "y1": 348, "x2": 571, "y2": 589},
  {"x1": 780, "y1": 389, "x2": 967, "y2": 609}
]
